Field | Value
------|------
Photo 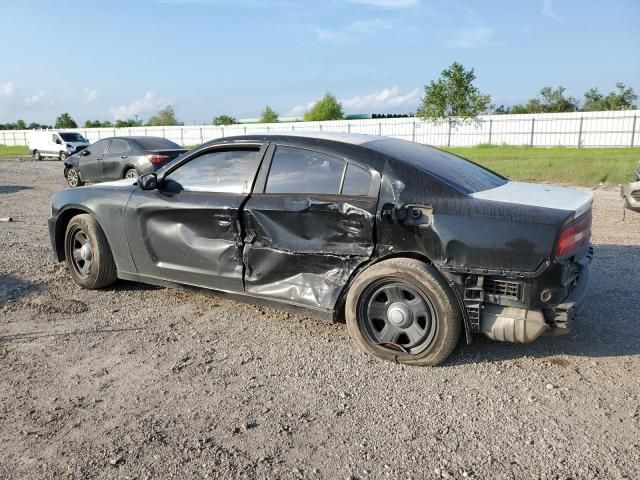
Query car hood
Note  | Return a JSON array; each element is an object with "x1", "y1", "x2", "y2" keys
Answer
[{"x1": 470, "y1": 181, "x2": 593, "y2": 219}]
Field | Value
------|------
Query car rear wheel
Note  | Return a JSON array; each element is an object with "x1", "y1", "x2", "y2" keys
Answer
[
  {"x1": 59, "y1": 151, "x2": 68, "y2": 161},
  {"x1": 33, "y1": 150, "x2": 42, "y2": 161},
  {"x1": 64, "y1": 214, "x2": 117, "y2": 289},
  {"x1": 345, "y1": 258, "x2": 462, "y2": 366},
  {"x1": 124, "y1": 168, "x2": 140, "y2": 180},
  {"x1": 65, "y1": 167, "x2": 84, "y2": 188}
]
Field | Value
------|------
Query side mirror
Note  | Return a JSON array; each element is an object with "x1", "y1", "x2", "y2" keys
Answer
[
  {"x1": 55, "y1": 138, "x2": 62, "y2": 145},
  {"x1": 138, "y1": 173, "x2": 158, "y2": 190},
  {"x1": 81, "y1": 149, "x2": 90, "y2": 156}
]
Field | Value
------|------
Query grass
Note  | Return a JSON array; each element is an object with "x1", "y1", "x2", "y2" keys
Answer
[
  {"x1": 0, "y1": 145, "x2": 28, "y2": 157},
  {"x1": 444, "y1": 145, "x2": 640, "y2": 186},
  {"x1": 2, "y1": 143, "x2": 638, "y2": 186}
]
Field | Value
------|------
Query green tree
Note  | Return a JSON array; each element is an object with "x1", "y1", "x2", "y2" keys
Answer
[
  {"x1": 115, "y1": 118, "x2": 143, "y2": 128},
  {"x1": 259, "y1": 105, "x2": 279, "y2": 123},
  {"x1": 15, "y1": 119, "x2": 27, "y2": 129},
  {"x1": 417, "y1": 62, "x2": 491, "y2": 119},
  {"x1": 213, "y1": 114, "x2": 237, "y2": 126},
  {"x1": 583, "y1": 83, "x2": 637, "y2": 111},
  {"x1": 304, "y1": 92, "x2": 344, "y2": 121},
  {"x1": 54, "y1": 112, "x2": 78, "y2": 129},
  {"x1": 512, "y1": 86, "x2": 579, "y2": 114},
  {"x1": 147, "y1": 105, "x2": 181, "y2": 126}
]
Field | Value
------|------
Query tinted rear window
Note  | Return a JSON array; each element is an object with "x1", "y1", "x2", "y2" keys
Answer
[
  {"x1": 135, "y1": 138, "x2": 182, "y2": 150},
  {"x1": 367, "y1": 139, "x2": 507, "y2": 194}
]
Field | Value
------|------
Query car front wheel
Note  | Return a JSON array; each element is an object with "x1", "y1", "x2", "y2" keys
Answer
[
  {"x1": 65, "y1": 167, "x2": 84, "y2": 188},
  {"x1": 59, "y1": 151, "x2": 68, "y2": 161},
  {"x1": 345, "y1": 258, "x2": 462, "y2": 366},
  {"x1": 64, "y1": 214, "x2": 117, "y2": 289}
]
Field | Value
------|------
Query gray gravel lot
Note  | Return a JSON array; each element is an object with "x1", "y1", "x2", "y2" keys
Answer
[{"x1": 1, "y1": 158, "x2": 639, "y2": 480}]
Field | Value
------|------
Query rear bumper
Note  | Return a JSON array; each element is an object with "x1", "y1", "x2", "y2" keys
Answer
[{"x1": 480, "y1": 249, "x2": 592, "y2": 343}]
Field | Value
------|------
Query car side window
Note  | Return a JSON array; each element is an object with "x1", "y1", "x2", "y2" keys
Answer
[
  {"x1": 166, "y1": 148, "x2": 261, "y2": 194},
  {"x1": 89, "y1": 139, "x2": 108, "y2": 156},
  {"x1": 265, "y1": 146, "x2": 346, "y2": 195},
  {"x1": 342, "y1": 163, "x2": 372, "y2": 196},
  {"x1": 108, "y1": 139, "x2": 128, "y2": 155}
]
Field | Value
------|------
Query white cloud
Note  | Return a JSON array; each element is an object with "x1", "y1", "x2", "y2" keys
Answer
[
  {"x1": 447, "y1": 27, "x2": 495, "y2": 49},
  {"x1": 1, "y1": 81, "x2": 14, "y2": 96},
  {"x1": 542, "y1": 0, "x2": 560, "y2": 19},
  {"x1": 24, "y1": 91, "x2": 45, "y2": 107},
  {"x1": 348, "y1": 0, "x2": 419, "y2": 7},
  {"x1": 314, "y1": 17, "x2": 398, "y2": 41},
  {"x1": 110, "y1": 92, "x2": 169, "y2": 120},
  {"x1": 341, "y1": 86, "x2": 421, "y2": 111},
  {"x1": 287, "y1": 100, "x2": 319, "y2": 117},
  {"x1": 83, "y1": 88, "x2": 98, "y2": 104}
]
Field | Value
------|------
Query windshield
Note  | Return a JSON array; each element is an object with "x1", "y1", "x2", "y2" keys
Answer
[
  {"x1": 60, "y1": 132, "x2": 87, "y2": 143},
  {"x1": 367, "y1": 139, "x2": 508, "y2": 194},
  {"x1": 135, "y1": 138, "x2": 182, "y2": 150}
]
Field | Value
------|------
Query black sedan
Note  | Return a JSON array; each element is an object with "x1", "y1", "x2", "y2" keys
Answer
[
  {"x1": 49, "y1": 133, "x2": 593, "y2": 366},
  {"x1": 63, "y1": 136, "x2": 187, "y2": 187}
]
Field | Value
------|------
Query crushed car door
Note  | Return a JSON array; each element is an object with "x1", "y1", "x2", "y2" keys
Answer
[
  {"x1": 125, "y1": 144, "x2": 268, "y2": 292},
  {"x1": 242, "y1": 145, "x2": 380, "y2": 310}
]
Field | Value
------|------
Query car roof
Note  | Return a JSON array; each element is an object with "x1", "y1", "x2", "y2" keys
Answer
[{"x1": 208, "y1": 131, "x2": 388, "y2": 146}]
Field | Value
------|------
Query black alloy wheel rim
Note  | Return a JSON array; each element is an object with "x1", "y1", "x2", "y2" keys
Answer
[
  {"x1": 67, "y1": 227, "x2": 93, "y2": 279},
  {"x1": 67, "y1": 169, "x2": 79, "y2": 187},
  {"x1": 359, "y1": 280, "x2": 437, "y2": 355}
]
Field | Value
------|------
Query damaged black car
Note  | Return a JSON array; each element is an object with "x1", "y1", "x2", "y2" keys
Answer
[{"x1": 48, "y1": 133, "x2": 593, "y2": 366}]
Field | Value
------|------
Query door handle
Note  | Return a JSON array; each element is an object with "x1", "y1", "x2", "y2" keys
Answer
[
  {"x1": 97, "y1": 156, "x2": 103, "y2": 160},
  {"x1": 121, "y1": 155, "x2": 128, "y2": 159}
]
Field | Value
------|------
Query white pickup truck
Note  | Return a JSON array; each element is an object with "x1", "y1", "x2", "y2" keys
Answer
[{"x1": 28, "y1": 131, "x2": 90, "y2": 161}]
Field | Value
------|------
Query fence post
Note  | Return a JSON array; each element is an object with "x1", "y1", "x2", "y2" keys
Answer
[
  {"x1": 162, "y1": 128, "x2": 165, "y2": 139},
  {"x1": 530, "y1": 118, "x2": 535, "y2": 146},
  {"x1": 447, "y1": 120, "x2": 452, "y2": 147},
  {"x1": 577, "y1": 117, "x2": 584, "y2": 148},
  {"x1": 221, "y1": 127, "x2": 225, "y2": 138},
  {"x1": 199, "y1": 127, "x2": 203, "y2": 144},
  {"x1": 378, "y1": 123, "x2": 382, "y2": 136},
  {"x1": 348, "y1": 123, "x2": 351, "y2": 133},
  {"x1": 631, "y1": 115, "x2": 637, "y2": 147},
  {"x1": 412, "y1": 121, "x2": 416, "y2": 142},
  {"x1": 23, "y1": 132, "x2": 27, "y2": 145},
  {"x1": 292, "y1": 124, "x2": 295, "y2": 132},
  {"x1": 319, "y1": 124, "x2": 323, "y2": 132},
  {"x1": 12, "y1": 131, "x2": 16, "y2": 145},
  {"x1": 1, "y1": 132, "x2": 5, "y2": 145},
  {"x1": 244, "y1": 126, "x2": 247, "y2": 134},
  {"x1": 488, "y1": 119, "x2": 493, "y2": 145}
]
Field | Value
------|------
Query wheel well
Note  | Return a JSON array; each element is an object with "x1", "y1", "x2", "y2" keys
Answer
[
  {"x1": 333, "y1": 252, "x2": 435, "y2": 323},
  {"x1": 54, "y1": 208, "x2": 90, "y2": 261}
]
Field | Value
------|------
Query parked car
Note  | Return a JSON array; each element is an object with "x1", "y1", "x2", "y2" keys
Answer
[
  {"x1": 620, "y1": 164, "x2": 640, "y2": 212},
  {"x1": 48, "y1": 133, "x2": 593, "y2": 366},
  {"x1": 28, "y1": 131, "x2": 90, "y2": 161},
  {"x1": 63, "y1": 136, "x2": 187, "y2": 187}
]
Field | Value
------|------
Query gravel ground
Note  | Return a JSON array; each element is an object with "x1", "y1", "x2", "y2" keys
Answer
[{"x1": 1, "y1": 158, "x2": 639, "y2": 480}]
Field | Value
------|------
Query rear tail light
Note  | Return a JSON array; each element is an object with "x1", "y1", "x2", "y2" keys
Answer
[
  {"x1": 555, "y1": 212, "x2": 592, "y2": 258},
  {"x1": 146, "y1": 154, "x2": 169, "y2": 164}
]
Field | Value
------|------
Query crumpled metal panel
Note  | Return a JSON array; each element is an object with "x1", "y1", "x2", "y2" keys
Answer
[{"x1": 242, "y1": 194, "x2": 376, "y2": 309}]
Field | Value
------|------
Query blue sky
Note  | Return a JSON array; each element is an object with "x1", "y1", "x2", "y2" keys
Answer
[{"x1": 1, "y1": 0, "x2": 639, "y2": 124}]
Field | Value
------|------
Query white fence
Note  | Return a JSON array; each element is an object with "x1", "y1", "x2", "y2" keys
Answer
[{"x1": 2, "y1": 109, "x2": 639, "y2": 148}]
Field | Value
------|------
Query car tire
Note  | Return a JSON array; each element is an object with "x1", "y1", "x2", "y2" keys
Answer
[
  {"x1": 33, "y1": 150, "x2": 42, "y2": 161},
  {"x1": 124, "y1": 168, "x2": 140, "y2": 180},
  {"x1": 59, "y1": 151, "x2": 68, "y2": 161},
  {"x1": 64, "y1": 214, "x2": 117, "y2": 289},
  {"x1": 345, "y1": 258, "x2": 462, "y2": 366},
  {"x1": 65, "y1": 167, "x2": 84, "y2": 188}
]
